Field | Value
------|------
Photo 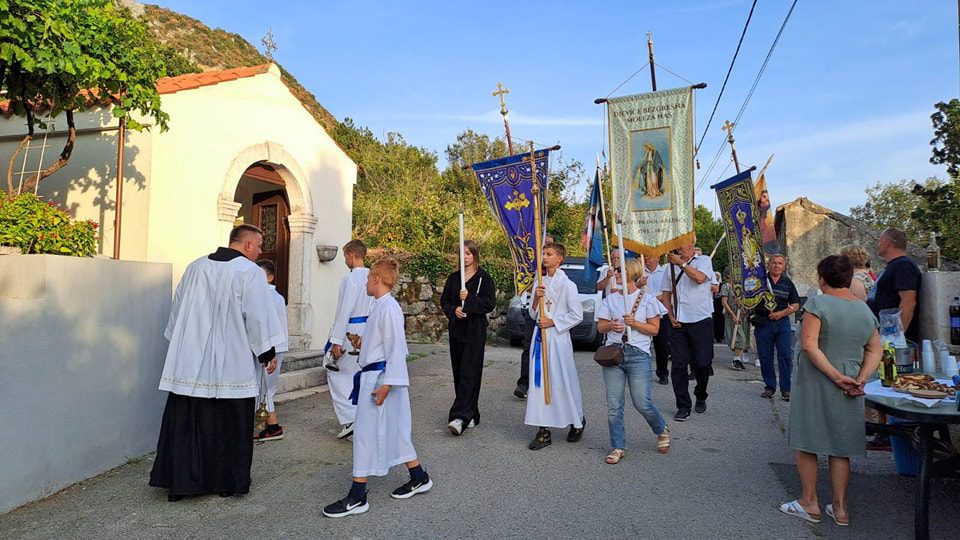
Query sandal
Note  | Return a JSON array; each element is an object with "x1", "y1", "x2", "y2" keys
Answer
[
  {"x1": 778, "y1": 500, "x2": 821, "y2": 523},
  {"x1": 604, "y1": 449, "x2": 625, "y2": 464},
  {"x1": 825, "y1": 504, "x2": 849, "y2": 527},
  {"x1": 657, "y1": 429, "x2": 670, "y2": 454}
]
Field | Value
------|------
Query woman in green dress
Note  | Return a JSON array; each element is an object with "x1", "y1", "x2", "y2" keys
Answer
[{"x1": 779, "y1": 255, "x2": 882, "y2": 527}]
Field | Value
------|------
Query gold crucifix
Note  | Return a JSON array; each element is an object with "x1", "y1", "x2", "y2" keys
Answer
[
  {"x1": 545, "y1": 298, "x2": 553, "y2": 311},
  {"x1": 492, "y1": 82, "x2": 515, "y2": 155},
  {"x1": 721, "y1": 120, "x2": 741, "y2": 173}
]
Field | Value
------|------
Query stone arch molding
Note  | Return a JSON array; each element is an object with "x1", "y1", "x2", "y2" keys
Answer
[{"x1": 217, "y1": 140, "x2": 318, "y2": 350}]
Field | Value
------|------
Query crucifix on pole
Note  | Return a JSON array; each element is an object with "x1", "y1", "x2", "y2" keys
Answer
[
  {"x1": 492, "y1": 82, "x2": 514, "y2": 155},
  {"x1": 722, "y1": 120, "x2": 742, "y2": 173}
]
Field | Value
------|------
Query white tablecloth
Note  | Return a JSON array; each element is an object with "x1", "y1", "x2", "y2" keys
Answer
[{"x1": 864, "y1": 379, "x2": 957, "y2": 408}]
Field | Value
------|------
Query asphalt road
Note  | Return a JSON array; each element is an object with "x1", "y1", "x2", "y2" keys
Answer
[{"x1": 2, "y1": 343, "x2": 958, "y2": 539}]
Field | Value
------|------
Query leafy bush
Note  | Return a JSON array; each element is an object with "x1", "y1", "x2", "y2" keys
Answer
[{"x1": 0, "y1": 192, "x2": 98, "y2": 256}]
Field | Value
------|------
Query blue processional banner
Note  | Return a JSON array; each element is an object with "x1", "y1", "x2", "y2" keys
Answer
[
  {"x1": 581, "y1": 168, "x2": 605, "y2": 282},
  {"x1": 711, "y1": 170, "x2": 776, "y2": 311},
  {"x1": 472, "y1": 150, "x2": 550, "y2": 295}
]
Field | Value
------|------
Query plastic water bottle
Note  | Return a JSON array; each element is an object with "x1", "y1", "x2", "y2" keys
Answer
[
  {"x1": 922, "y1": 340, "x2": 936, "y2": 374},
  {"x1": 950, "y1": 297, "x2": 960, "y2": 345}
]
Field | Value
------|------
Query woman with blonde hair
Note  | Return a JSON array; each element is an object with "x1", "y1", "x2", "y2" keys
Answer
[
  {"x1": 596, "y1": 257, "x2": 670, "y2": 463},
  {"x1": 839, "y1": 245, "x2": 874, "y2": 302}
]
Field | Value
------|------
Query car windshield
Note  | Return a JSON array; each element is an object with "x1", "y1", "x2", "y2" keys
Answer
[{"x1": 560, "y1": 262, "x2": 598, "y2": 295}]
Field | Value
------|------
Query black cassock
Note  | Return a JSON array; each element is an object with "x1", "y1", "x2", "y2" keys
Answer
[{"x1": 440, "y1": 267, "x2": 497, "y2": 424}]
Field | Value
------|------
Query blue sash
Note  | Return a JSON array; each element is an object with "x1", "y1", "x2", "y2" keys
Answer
[
  {"x1": 532, "y1": 327, "x2": 543, "y2": 388},
  {"x1": 349, "y1": 361, "x2": 387, "y2": 405},
  {"x1": 348, "y1": 316, "x2": 368, "y2": 324}
]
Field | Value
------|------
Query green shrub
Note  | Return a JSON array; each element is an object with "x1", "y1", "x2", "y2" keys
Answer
[{"x1": 0, "y1": 192, "x2": 98, "y2": 256}]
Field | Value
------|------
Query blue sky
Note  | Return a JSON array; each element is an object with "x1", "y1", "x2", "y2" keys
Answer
[{"x1": 152, "y1": 0, "x2": 957, "y2": 214}]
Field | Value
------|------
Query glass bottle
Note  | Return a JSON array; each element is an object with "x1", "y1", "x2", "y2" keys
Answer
[{"x1": 926, "y1": 232, "x2": 940, "y2": 272}]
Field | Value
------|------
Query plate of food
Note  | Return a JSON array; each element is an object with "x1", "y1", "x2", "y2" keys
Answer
[
  {"x1": 909, "y1": 389, "x2": 948, "y2": 399},
  {"x1": 892, "y1": 374, "x2": 958, "y2": 396}
]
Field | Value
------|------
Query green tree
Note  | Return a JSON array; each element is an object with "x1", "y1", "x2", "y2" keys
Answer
[
  {"x1": 910, "y1": 177, "x2": 960, "y2": 262},
  {"x1": 849, "y1": 178, "x2": 939, "y2": 244},
  {"x1": 930, "y1": 99, "x2": 960, "y2": 177},
  {"x1": 0, "y1": 0, "x2": 170, "y2": 194}
]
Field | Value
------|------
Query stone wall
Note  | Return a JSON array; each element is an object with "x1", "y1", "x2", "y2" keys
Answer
[
  {"x1": 775, "y1": 197, "x2": 960, "y2": 295},
  {"x1": 394, "y1": 273, "x2": 510, "y2": 343}
]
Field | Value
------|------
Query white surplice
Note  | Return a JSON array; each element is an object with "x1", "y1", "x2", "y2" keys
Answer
[
  {"x1": 525, "y1": 269, "x2": 585, "y2": 428},
  {"x1": 352, "y1": 293, "x2": 418, "y2": 478},
  {"x1": 325, "y1": 267, "x2": 375, "y2": 425},
  {"x1": 257, "y1": 285, "x2": 289, "y2": 412},
  {"x1": 160, "y1": 255, "x2": 286, "y2": 399}
]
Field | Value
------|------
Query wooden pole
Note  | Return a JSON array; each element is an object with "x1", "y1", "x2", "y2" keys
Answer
[
  {"x1": 616, "y1": 217, "x2": 632, "y2": 341},
  {"x1": 647, "y1": 32, "x2": 657, "y2": 92},
  {"x1": 530, "y1": 142, "x2": 550, "y2": 404},
  {"x1": 492, "y1": 82, "x2": 514, "y2": 155},
  {"x1": 113, "y1": 117, "x2": 125, "y2": 260},
  {"x1": 595, "y1": 154, "x2": 613, "y2": 268}
]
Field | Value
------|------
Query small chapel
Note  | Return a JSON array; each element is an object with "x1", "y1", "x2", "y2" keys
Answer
[{"x1": 0, "y1": 63, "x2": 357, "y2": 351}]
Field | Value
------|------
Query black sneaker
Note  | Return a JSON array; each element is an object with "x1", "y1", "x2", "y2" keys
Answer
[
  {"x1": 781, "y1": 392, "x2": 791, "y2": 402},
  {"x1": 390, "y1": 473, "x2": 433, "y2": 499},
  {"x1": 695, "y1": 400, "x2": 707, "y2": 414},
  {"x1": 657, "y1": 375, "x2": 669, "y2": 385},
  {"x1": 567, "y1": 418, "x2": 585, "y2": 443},
  {"x1": 254, "y1": 425, "x2": 284, "y2": 442},
  {"x1": 514, "y1": 386, "x2": 527, "y2": 399},
  {"x1": 674, "y1": 408, "x2": 691, "y2": 421},
  {"x1": 528, "y1": 427, "x2": 552, "y2": 450},
  {"x1": 322, "y1": 492, "x2": 369, "y2": 518},
  {"x1": 731, "y1": 359, "x2": 746, "y2": 371}
]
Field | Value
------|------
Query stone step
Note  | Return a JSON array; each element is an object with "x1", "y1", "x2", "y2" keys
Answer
[
  {"x1": 277, "y1": 366, "x2": 326, "y2": 395},
  {"x1": 280, "y1": 349, "x2": 325, "y2": 373}
]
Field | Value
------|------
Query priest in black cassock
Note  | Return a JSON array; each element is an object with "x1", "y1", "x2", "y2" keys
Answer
[{"x1": 149, "y1": 224, "x2": 286, "y2": 501}]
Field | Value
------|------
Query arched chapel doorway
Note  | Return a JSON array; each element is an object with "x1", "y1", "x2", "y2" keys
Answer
[{"x1": 234, "y1": 163, "x2": 290, "y2": 299}]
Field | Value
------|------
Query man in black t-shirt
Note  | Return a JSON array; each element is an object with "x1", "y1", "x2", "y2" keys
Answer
[
  {"x1": 754, "y1": 254, "x2": 800, "y2": 401},
  {"x1": 867, "y1": 228, "x2": 921, "y2": 343}
]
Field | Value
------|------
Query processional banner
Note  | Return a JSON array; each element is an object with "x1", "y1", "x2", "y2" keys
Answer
[
  {"x1": 712, "y1": 170, "x2": 776, "y2": 310},
  {"x1": 581, "y1": 168, "x2": 606, "y2": 281},
  {"x1": 607, "y1": 86, "x2": 695, "y2": 256},
  {"x1": 753, "y1": 167, "x2": 778, "y2": 253},
  {"x1": 472, "y1": 150, "x2": 550, "y2": 295}
]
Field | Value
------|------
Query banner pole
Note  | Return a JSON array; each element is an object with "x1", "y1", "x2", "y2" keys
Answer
[
  {"x1": 596, "y1": 154, "x2": 613, "y2": 267},
  {"x1": 459, "y1": 203, "x2": 466, "y2": 308},
  {"x1": 530, "y1": 142, "x2": 550, "y2": 405},
  {"x1": 616, "y1": 217, "x2": 632, "y2": 341},
  {"x1": 647, "y1": 32, "x2": 658, "y2": 92},
  {"x1": 722, "y1": 120, "x2": 742, "y2": 173}
]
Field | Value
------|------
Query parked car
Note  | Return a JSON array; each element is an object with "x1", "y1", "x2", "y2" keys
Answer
[{"x1": 505, "y1": 257, "x2": 603, "y2": 350}]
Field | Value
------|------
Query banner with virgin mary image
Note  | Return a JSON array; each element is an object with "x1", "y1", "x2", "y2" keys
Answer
[{"x1": 607, "y1": 86, "x2": 695, "y2": 257}]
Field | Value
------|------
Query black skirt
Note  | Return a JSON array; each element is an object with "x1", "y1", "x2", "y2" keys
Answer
[{"x1": 149, "y1": 393, "x2": 255, "y2": 496}]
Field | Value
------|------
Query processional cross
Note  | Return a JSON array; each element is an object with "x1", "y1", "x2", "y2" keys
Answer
[
  {"x1": 721, "y1": 120, "x2": 742, "y2": 173},
  {"x1": 492, "y1": 82, "x2": 514, "y2": 155}
]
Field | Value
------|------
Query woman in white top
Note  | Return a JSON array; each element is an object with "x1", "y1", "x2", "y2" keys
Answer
[{"x1": 597, "y1": 258, "x2": 670, "y2": 464}]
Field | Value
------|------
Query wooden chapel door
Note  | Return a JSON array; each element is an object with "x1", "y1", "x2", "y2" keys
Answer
[{"x1": 252, "y1": 190, "x2": 290, "y2": 300}]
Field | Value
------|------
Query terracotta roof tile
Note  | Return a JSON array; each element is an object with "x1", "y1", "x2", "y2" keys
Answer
[{"x1": 156, "y1": 64, "x2": 273, "y2": 95}]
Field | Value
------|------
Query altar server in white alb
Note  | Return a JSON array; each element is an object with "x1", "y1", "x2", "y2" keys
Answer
[
  {"x1": 253, "y1": 259, "x2": 289, "y2": 442},
  {"x1": 150, "y1": 224, "x2": 286, "y2": 502},
  {"x1": 323, "y1": 240, "x2": 375, "y2": 439},
  {"x1": 323, "y1": 257, "x2": 432, "y2": 518},
  {"x1": 526, "y1": 242, "x2": 586, "y2": 451}
]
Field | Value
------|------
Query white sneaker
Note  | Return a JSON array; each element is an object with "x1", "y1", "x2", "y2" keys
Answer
[
  {"x1": 336, "y1": 423, "x2": 354, "y2": 439},
  {"x1": 755, "y1": 358, "x2": 761, "y2": 368},
  {"x1": 467, "y1": 419, "x2": 476, "y2": 428},
  {"x1": 448, "y1": 419, "x2": 464, "y2": 436}
]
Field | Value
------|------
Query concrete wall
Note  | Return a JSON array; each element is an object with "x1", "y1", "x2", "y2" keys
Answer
[{"x1": 0, "y1": 255, "x2": 171, "y2": 514}]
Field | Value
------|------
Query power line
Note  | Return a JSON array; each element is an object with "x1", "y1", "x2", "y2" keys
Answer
[
  {"x1": 695, "y1": 0, "x2": 758, "y2": 156},
  {"x1": 695, "y1": 0, "x2": 799, "y2": 195}
]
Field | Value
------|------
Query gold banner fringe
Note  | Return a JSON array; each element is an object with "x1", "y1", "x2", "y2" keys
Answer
[{"x1": 611, "y1": 231, "x2": 698, "y2": 260}]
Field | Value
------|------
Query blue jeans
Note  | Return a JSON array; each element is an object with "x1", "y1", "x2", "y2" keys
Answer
[
  {"x1": 755, "y1": 317, "x2": 793, "y2": 392},
  {"x1": 602, "y1": 345, "x2": 667, "y2": 450}
]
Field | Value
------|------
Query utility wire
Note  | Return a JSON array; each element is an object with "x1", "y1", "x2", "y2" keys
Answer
[
  {"x1": 695, "y1": 0, "x2": 758, "y2": 156},
  {"x1": 695, "y1": 0, "x2": 799, "y2": 195}
]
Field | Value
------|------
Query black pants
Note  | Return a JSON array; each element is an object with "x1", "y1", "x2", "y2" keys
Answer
[
  {"x1": 669, "y1": 317, "x2": 715, "y2": 410},
  {"x1": 517, "y1": 308, "x2": 536, "y2": 390},
  {"x1": 149, "y1": 393, "x2": 255, "y2": 496},
  {"x1": 449, "y1": 338, "x2": 485, "y2": 423},
  {"x1": 654, "y1": 314, "x2": 671, "y2": 378}
]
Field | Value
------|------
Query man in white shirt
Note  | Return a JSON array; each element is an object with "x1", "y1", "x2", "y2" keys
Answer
[
  {"x1": 150, "y1": 224, "x2": 286, "y2": 501},
  {"x1": 641, "y1": 255, "x2": 671, "y2": 385},
  {"x1": 661, "y1": 239, "x2": 716, "y2": 422}
]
